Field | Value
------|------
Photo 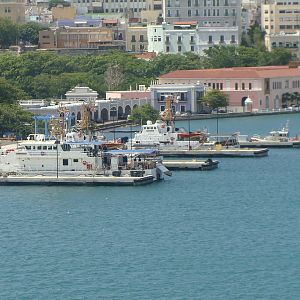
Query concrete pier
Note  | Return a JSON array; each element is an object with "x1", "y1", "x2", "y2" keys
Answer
[
  {"x1": 0, "y1": 174, "x2": 155, "y2": 186},
  {"x1": 159, "y1": 148, "x2": 268, "y2": 158},
  {"x1": 163, "y1": 159, "x2": 219, "y2": 170}
]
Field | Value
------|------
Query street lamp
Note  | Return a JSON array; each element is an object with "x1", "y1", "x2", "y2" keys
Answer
[{"x1": 188, "y1": 111, "x2": 191, "y2": 150}]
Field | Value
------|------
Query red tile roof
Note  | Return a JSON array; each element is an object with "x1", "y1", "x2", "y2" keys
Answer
[
  {"x1": 135, "y1": 52, "x2": 157, "y2": 60},
  {"x1": 160, "y1": 66, "x2": 300, "y2": 79}
]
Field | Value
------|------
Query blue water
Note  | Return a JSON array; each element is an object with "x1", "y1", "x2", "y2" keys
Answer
[{"x1": 1, "y1": 113, "x2": 300, "y2": 299}]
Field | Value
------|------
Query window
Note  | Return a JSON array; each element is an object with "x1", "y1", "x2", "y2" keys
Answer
[
  {"x1": 131, "y1": 35, "x2": 136, "y2": 42},
  {"x1": 235, "y1": 83, "x2": 238, "y2": 90},
  {"x1": 191, "y1": 45, "x2": 194, "y2": 51},
  {"x1": 160, "y1": 105, "x2": 165, "y2": 111},
  {"x1": 249, "y1": 83, "x2": 252, "y2": 90},
  {"x1": 285, "y1": 80, "x2": 289, "y2": 88},
  {"x1": 178, "y1": 45, "x2": 182, "y2": 52},
  {"x1": 73, "y1": 159, "x2": 79, "y2": 162},
  {"x1": 63, "y1": 159, "x2": 68, "y2": 166},
  {"x1": 208, "y1": 35, "x2": 213, "y2": 43},
  {"x1": 140, "y1": 35, "x2": 144, "y2": 42},
  {"x1": 242, "y1": 83, "x2": 245, "y2": 90}
]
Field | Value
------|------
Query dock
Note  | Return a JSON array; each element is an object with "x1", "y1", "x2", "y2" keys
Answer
[
  {"x1": 239, "y1": 140, "x2": 300, "y2": 148},
  {"x1": 163, "y1": 159, "x2": 219, "y2": 170},
  {"x1": 0, "y1": 174, "x2": 155, "y2": 186},
  {"x1": 159, "y1": 148, "x2": 268, "y2": 158}
]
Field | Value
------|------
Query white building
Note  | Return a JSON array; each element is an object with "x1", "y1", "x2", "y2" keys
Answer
[{"x1": 148, "y1": 22, "x2": 239, "y2": 55}]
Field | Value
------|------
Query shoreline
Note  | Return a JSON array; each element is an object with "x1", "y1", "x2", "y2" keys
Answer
[{"x1": 97, "y1": 110, "x2": 300, "y2": 131}]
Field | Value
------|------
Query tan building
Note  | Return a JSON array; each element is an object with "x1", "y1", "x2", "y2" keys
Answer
[
  {"x1": 126, "y1": 25, "x2": 148, "y2": 52},
  {"x1": 52, "y1": 5, "x2": 76, "y2": 22},
  {"x1": 0, "y1": 0, "x2": 25, "y2": 24},
  {"x1": 262, "y1": 0, "x2": 300, "y2": 56},
  {"x1": 262, "y1": 0, "x2": 300, "y2": 35},
  {"x1": 141, "y1": 0, "x2": 162, "y2": 23},
  {"x1": 39, "y1": 27, "x2": 124, "y2": 50}
]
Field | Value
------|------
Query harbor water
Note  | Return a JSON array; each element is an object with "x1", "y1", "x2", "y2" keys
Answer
[{"x1": 1, "y1": 113, "x2": 300, "y2": 299}]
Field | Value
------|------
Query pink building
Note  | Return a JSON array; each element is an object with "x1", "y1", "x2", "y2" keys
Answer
[{"x1": 159, "y1": 66, "x2": 300, "y2": 112}]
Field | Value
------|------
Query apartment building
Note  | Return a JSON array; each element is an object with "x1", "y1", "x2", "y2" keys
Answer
[
  {"x1": 163, "y1": 0, "x2": 241, "y2": 29},
  {"x1": 0, "y1": 0, "x2": 25, "y2": 23},
  {"x1": 102, "y1": 0, "x2": 162, "y2": 20},
  {"x1": 262, "y1": 0, "x2": 300, "y2": 56}
]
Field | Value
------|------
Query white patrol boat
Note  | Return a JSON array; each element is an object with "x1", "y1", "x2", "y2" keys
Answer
[
  {"x1": 0, "y1": 134, "x2": 171, "y2": 185},
  {"x1": 127, "y1": 120, "x2": 209, "y2": 150}
]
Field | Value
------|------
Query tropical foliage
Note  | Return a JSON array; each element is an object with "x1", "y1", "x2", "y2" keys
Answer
[
  {"x1": 203, "y1": 89, "x2": 229, "y2": 110},
  {"x1": 130, "y1": 104, "x2": 160, "y2": 124},
  {"x1": 0, "y1": 17, "x2": 49, "y2": 48},
  {"x1": 0, "y1": 104, "x2": 33, "y2": 138}
]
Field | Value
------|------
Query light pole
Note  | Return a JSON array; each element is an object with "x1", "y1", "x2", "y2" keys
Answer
[
  {"x1": 188, "y1": 111, "x2": 191, "y2": 150},
  {"x1": 216, "y1": 107, "x2": 219, "y2": 143}
]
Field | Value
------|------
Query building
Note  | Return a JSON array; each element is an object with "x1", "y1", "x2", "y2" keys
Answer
[
  {"x1": 39, "y1": 26, "x2": 124, "y2": 50},
  {"x1": 126, "y1": 25, "x2": 148, "y2": 52},
  {"x1": 65, "y1": 86, "x2": 98, "y2": 102},
  {"x1": 0, "y1": 0, "x2": 25, "y2": 24},
  {"x1": 158, "y1": 65, "x2": 300, "y2": 111},
  {"x1": 101, "y1": 0, "x2": 162, "y2": 20},
  {"x1": 52, "y1": 5, "x2": 76, "y2": 21},
  {"x1": 147, "y1": 22, "x2": 238, "y2": 55},
  {"x1": 68, "y1": 0, "x2": 103, "y2": 14},
  {"x1": 163, "y1": 0, "x2": 242, "y2": 30},
  {"x1": 24, "y1": 86, "x2": 150, "y2": 123},
  {"x1": 262, "y1": 0, "x2": 300, "y2": 56},
  {"x1": 150, "y1": 82, "x2": 205, "y2": 114}
]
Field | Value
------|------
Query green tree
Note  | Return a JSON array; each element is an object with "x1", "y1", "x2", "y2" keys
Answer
[
  {"x1": 0, "y1": 17, "x2": 19, "y2": 49},
  {"x1": 130, "y1": 104, "x2": 160, "y2": 124},
  {"x1": 0, "y1": 77, "x2": 28, "y2": 103},
  {"x1": 48, "y1": 0, "x2": 70, "y2": 9},
  {"x1": 19, "y1": 22, "x2": 48, "y2": 45},
  {"x1": 0, "y1": 104, "x2": 33, "y2": 138},
  {"x1": 203, "y1": 89, "x2": 229, "y2": 110},
  {"x1": 203, "y1": 45, "x2": 240, "y2": 68}
]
